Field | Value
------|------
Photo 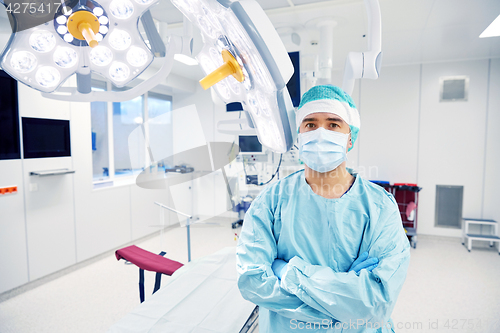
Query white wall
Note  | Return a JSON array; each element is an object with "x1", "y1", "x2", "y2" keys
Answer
[
  {"x1": 418, "y1": 60, "x2": 490, "y2": 236},
  {"x1": 354, "y1": 59, "x2": 498, "y2": 237},
  {"x1": 358, "y1": 65, "x2": 421, "y2": 183}
]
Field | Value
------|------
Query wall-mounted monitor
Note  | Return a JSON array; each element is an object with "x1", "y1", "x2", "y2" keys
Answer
[
  {"x1": 22, "y1": 118, "x2": 71, "y2": 158},
  {"x1": 239, "y1": 135, "x2": 262, "y2": 153},
  {"x1": 0, "y1": 70, "x2": 21, "y2": 160}
]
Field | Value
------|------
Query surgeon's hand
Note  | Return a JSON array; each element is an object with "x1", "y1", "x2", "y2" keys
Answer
[
  {"x1": 272, "y1": 259, "x2": 288, "y2": 280},
  {"x1": 349, "y1": 251, "x2": 379, "y2": 275}
]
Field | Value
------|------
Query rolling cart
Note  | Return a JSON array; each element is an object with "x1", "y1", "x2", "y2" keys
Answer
[
  {"x1": 369, "y1": 180, "x2": 392, "y2": 193},
  {"x1": 393, "y1": 183, "x2": 422, "y2": 249}
]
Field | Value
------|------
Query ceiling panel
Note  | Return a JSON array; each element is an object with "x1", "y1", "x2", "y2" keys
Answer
[
  {"x1": 379, "y1": 0, "x2": 435, "y2": 32},
  {"x1": 421, "y1": 24, "x2": 500, "y2": 63},
  {"x1": 425, "y1": 0, "x2": 500, "y2": 29}
]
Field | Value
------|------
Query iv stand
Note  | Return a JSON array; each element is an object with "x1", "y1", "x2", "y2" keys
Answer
[{"x1": 154, "y1": 201, "x2": 193, "y2": 262}]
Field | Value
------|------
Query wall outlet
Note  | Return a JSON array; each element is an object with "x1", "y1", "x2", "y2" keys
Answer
[{"x1": 0, "y1": 186, "x2": 18, "y2": 195}]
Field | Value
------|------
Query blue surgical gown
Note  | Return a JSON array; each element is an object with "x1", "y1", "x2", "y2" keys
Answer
[{"x1": 236, "y1": 170, "x2": 410, "y2": 332}]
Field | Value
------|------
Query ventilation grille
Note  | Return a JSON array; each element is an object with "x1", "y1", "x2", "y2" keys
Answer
[
  {"x1": 440, "y1": 76, "x2": 469, "y2": 102},
  {"x1": 435, "y1": 185, "x2": 463, "y2": 229}
]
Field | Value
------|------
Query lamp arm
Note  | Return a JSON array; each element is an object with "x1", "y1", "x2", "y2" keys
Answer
[
  {"x1": 341, "y1": 0, "x2": 382, "y2": 96},
  {"x1": 363, "y1": 0, "x2": 382, "y2": 80}
]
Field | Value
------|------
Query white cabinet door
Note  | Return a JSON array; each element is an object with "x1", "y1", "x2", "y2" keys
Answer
[
  {"x1": 0, "y1": 159, "x2": 29, "y2": 293},
  {"x1": 24, "y1": 157, "x2": 76, "y2": 280}
]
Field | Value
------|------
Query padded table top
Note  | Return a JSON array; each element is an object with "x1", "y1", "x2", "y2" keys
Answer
[{"x1": 107, "y1": 247, "x2": 256, "y2": 333}]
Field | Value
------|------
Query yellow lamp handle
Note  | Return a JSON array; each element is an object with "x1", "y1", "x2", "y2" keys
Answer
[
  {"x1": 79, "y1": 22, "x2": 98, "y2": 48},
  {"x1": 68, "y1": 11, "x2": 100, "y2": 48},
  {"x1": 199, "y1": 50, "x2": 244, "y2": 90}
]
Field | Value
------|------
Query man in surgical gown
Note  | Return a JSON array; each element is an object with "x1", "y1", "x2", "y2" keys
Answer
[{"x1": 236, "y1": 85, "x2": 410, "y2": 332}]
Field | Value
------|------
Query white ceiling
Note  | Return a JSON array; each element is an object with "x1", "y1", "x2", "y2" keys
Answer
[
  {"x1": 265, "y1": 0, "x2": 500, "y2": 68},
  {"x1": 0, "y1": 0, "x2": 499, "y2": 82},
  {"x1": 154, "y1": 0, "x2": 500, "y2": 80}
]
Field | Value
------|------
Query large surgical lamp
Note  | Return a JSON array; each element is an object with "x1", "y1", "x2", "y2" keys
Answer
[
  {"x1": 0, "y1": 0, "x2": 297, "y2": 153},
  {"x1": 172, "y1": 0, "x2": 297, "y2": 153},
  {"x1": 0, "y1": 0, "x2": 178, "y2": 101}
]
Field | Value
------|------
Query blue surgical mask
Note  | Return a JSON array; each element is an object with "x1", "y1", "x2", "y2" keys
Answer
[{"x1": 298, "y1": 127, "x2": 349, "y2": 172}]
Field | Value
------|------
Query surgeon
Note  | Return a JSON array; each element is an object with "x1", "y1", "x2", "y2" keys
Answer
[{"x1": 236, "y1": 85, "x2": 410, "y2": 332}]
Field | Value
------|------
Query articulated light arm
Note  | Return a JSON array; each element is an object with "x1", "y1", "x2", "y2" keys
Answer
[{"x1": 342, "y1": 0, "x2": 382, "y2": 96}]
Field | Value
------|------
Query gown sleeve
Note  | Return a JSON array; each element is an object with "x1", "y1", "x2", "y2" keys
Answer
[
  {"x1": 280, "y1": 201, "x2": 411, "y2": 326},
  {"x1": 236, "y1": 193, "x2": 331, "y2": 323}
]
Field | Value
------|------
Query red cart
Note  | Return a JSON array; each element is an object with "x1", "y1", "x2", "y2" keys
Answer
[{"x1": 393, "y1": 183, "x2": 422, "y2": 249}]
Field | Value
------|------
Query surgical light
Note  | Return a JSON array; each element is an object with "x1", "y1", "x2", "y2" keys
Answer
[
  {"x1": 90, "y1": 46, "x2": 113, "y2": 66},
  {"x1": 1, "y1": 0, "x2": 157, "y2": 95},
  {"x1": 53, "y1": 47, "x2": 79, "y2": 68},
  {"x1": 480, "y1": 14, "x2": 500, "y2": 38},
  {"x1": 36, "y1": 66, "x2": 61, "y2": 87},
  {"x1": 109, "y1": 0, "x2": 135, "y2": 20},
  {"x1": 29, "y1": 31, "x2": 57, "y2": 53},
  {"x1": 172, "y1": 0, "x2": 296, "y2": 153},
  {"x1": 99, "y1": 16, "x2": 109, "y2": 25},
  {"x1": 109, "y1": 61, "x2": 130, "y2": 81},
  {"x1": 127, "y1": 46, "x2": 149, "y2": 67},
  {"x1": 93, "y1": 7, "x2": 104, "y2": 16},
  {"x1": 99, "y1": 26, "x2": 109, "y2": 34},
  {"x1": 63, "y1": 34, "x2": 74, "y2": 43},
  {"x1": 57, "y1": 26, "x2": 68, "y2": 35},
  {"x1": 10, "y1": 51, "x2": 37, "y2": 73},
  {"x1": 109, "y1": 29, "x2": 132, "y2": 50},
  {"x1": 56, "y1": 16, "x2": 67, "y2": 25}
]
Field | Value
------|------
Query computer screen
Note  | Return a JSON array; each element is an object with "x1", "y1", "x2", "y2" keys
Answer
[
  {"x1": 22, "y1": 118, "x2": 71, "y2": 158},
  {"x1": 0, "y1": 70, "x2": 21, "y2": 160},
  {"x1": 239, "y1": 135, "x2": 262, "y2": 153}
]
